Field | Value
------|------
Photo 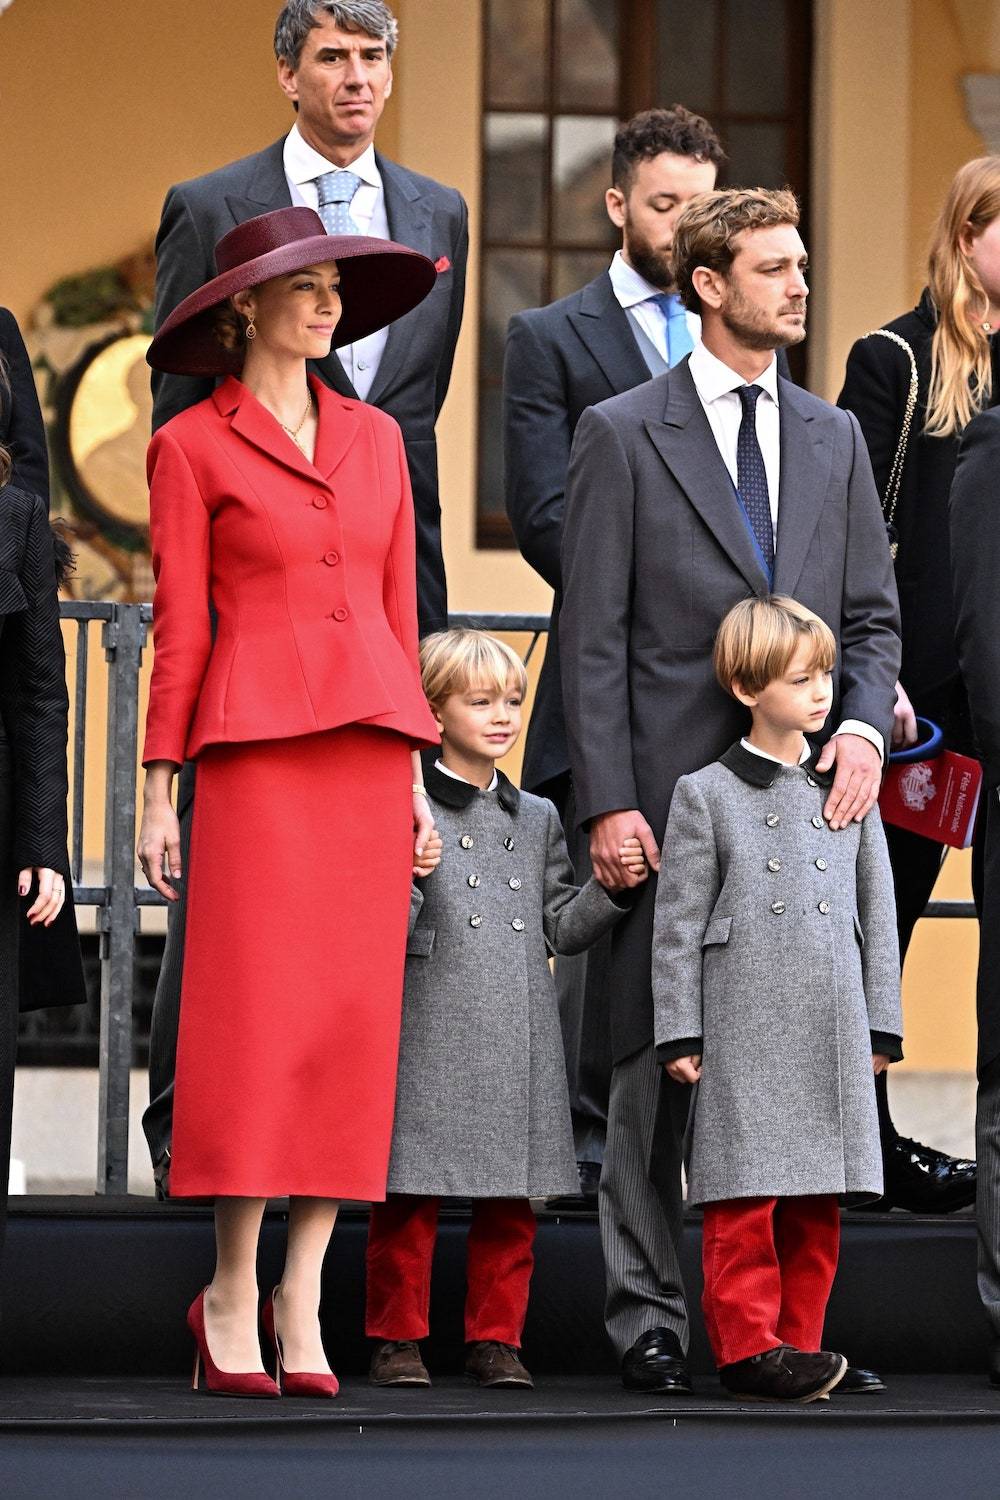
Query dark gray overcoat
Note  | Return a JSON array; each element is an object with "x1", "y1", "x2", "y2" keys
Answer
[
  {"x1": 386, "y1": 763, "x2": 631, "y2": 1197},
  {"x1": 652, "y1": 744, "x2": 903, "y2": 1205}
]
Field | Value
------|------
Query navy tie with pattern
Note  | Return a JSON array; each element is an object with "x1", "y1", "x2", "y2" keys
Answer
[
  {"x1": 736, "y1": 384, "x2": 775, "y2": 573},
  {"x1": 315, "y1": 170, "x2": 363, "y2": 235}
]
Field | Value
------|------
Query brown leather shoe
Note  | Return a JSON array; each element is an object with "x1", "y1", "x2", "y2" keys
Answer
[
  {"x1": 369, "y1": 1340, "x2": 431, "y2": 1387},
  {"x1": 465, "y1": 1341, "x2": 534, "y2": 1388}
]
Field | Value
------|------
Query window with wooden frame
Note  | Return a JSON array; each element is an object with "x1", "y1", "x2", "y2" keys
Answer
[{"x1": 477, "y1": 0, "x2": 812, "y2": 546}]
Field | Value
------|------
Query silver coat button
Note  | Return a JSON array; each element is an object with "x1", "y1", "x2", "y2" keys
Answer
[
  {"x1": 771, "y1": 901, "x2": 786, "y2": 915},
  {"x1": 460, "y1": 835, "x2": 474, "y2": 849},
  {"x1": 767, "y1": 859, "x2": 781, "y2": 873},
  {"x1": 806, "y1": 775, "x2": 818, "y2": 787},
  {"x1": 509, "y1": 877, "x2": 522, "y2": 890},
  {"x1": 811, "y1": 816, "x2": 824, "y2": 830},
  {"x1": 818, "y1": 901, "x2": 831, "y2": 915},
  {"x1": 511, "y1": 918, "x2": 525, "y2": 932},
  {"x1": 469, "y1": 914, "x2": 482, "y2": 928},
  {"x1": 468, "y1": 874, "x2": 480, "y2": 888},
  {"x1": 766, "y1": 813, "x2": 780, "y2": 828},
  {"x1": 816, "y1": 858, "x2": 828, "y2": 871},
  {"x1": 504, "y1": 836, "x2": 515, "y2": 851}
]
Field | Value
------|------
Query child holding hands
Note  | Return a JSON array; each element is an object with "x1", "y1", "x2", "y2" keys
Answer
[
  {"x1": 365, "y1": 629, "x2": 646, "y2": 1390},
  {"x1": 652, "y1": 596, "x2": 902, "y2": 1404}
]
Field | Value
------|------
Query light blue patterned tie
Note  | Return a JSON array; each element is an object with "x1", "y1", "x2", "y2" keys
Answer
[
  {"x1": 651, "y1": 292, "x2": 695, "y2": 367},
  {"x1": 315, "y1": 170, "x2": 363, "y2": 235}
]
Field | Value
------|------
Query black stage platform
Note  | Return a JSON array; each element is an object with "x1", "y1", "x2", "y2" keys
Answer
[{"x1": 0, "y1": 1201, "x2": 995, "y2": 1497}]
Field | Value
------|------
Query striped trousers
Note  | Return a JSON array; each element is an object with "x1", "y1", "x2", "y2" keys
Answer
[
  {"x1": 977, "y1": 1059, "x2": 1000, "y2": 1340},
  {"x1": 599, "y1": 1043, "x2": 691, "y2": 1356}
]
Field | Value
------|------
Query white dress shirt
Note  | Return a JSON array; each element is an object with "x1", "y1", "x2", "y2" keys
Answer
[
  {"x1": 435, "y1": 759, "x2": 499, "y2": 792},
  {"x1": 690, "y1": 341, "x2": 884, "y2": 760},
  {"x1": 607, "y1": 250, "x2": 701, "y2": 365},
  {"x1": 283, "y1": 124, "x2": 390, "y2": 400}
]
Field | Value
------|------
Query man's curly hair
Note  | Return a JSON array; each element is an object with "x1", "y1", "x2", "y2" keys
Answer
[{"x1": 611, "y1": 106, "x2": 725, "y2": 194}]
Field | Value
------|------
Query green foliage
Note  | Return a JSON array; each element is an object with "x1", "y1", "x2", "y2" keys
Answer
[{"x1": 46, "y1": 268, "x2": 137, "y2": 328}]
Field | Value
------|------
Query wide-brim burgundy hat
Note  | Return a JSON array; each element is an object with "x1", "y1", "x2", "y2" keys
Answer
[{"x1": 147, "y1": 207, "x2": 437, "y2": 376}]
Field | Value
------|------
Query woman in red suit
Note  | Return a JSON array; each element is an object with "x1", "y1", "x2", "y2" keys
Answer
[{"x1": 138, "y1": 208, "x2": 440, "y2": 1398}]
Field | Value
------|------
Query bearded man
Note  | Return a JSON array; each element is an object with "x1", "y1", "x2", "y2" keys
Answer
[
  {"x1": 502, "y1": 107, "x2": 724, "y2": 1194},
  {"x1": 558, "y1": 187, "x2": 901, "y2": 1393}
]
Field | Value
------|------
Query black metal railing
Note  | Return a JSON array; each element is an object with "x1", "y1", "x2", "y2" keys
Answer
[{"x1": 54, "y1": 602, "x2": 976, "y2": 1194}]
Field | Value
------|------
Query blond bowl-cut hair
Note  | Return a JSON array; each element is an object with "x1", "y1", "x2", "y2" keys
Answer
[
  {"x1": 713, "y1": 595, "x2": 836, "y2": 699},
  {"x1": 419, "y1": 629, "x2": 528, "y2": 709},
  {"x1": 673, "y1": 187, "x2": 800, "y2": 316}
]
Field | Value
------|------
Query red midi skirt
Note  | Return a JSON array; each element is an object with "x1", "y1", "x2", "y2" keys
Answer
[{"x1": 170, "y1": 724, "x2": 413, "y2": 1200}]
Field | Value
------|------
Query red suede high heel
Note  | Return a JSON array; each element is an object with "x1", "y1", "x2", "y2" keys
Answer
[
  {"x1": 187, "y1": 1288, "x2": 280, "y2": 1399},
  {"x1": 262, "y1": 1288, "x2": 340, "y2": 1398}
]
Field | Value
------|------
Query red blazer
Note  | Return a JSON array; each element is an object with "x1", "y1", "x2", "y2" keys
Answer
[{"x1": 143, "y1": 375, "x2": 439, "y2": 766}]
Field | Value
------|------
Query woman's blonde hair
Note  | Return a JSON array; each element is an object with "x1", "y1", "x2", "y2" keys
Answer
[
  {"x1": 926, "y1": 156, "x2": 1000, "y2": 437},
  {"x1": 713, "y1": 595, "x2": 835, "y2": 698},
  {"x1": 419, "y1": 629, "x2": 528, "y2": 708}
]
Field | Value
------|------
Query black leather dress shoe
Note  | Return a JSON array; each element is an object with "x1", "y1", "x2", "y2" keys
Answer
[
  {"x1": 988, "y1": 1343, "x2": 1000, "y2": 1388},
  {"x1": 621, "y1": 1327, "x2": 694, "y2": 1394},
  {"x1": 577, "y1": 1161, "x2": 601, "y2": 1199},
  {"x1": 837, "y1": 1365, "x2": 885, "y2": 1394},
  {"x1": 881, "y1": 1137, "x2": 976, "y2": 1214}
]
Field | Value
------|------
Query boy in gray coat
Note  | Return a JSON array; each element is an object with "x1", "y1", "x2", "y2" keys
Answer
[
  {"x1": 366, "y1": 630, "x2": 646, "y2": 1390},
  {"x1": 653, "y1": 596, "x2": 902, "y2": 1405}
]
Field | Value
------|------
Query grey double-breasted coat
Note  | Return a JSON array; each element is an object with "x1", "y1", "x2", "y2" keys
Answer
[
  {"x1": 652, "y1": 744, "x2": 903, "y2": 1206},
  {"x1": 386, "y1": 762, "x2": 631, "y2": 1198}
]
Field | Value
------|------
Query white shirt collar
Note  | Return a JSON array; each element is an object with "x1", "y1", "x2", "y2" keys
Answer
[
  {"x1": 608, "y1": 249, "x2": 668, "y2": 310},
  {"x1": 740, "y1": 737, "x2": 810, "y2": 767},
  {"x1": 435, "y1": 758, "x2": 499, "y2": 793},
  {"x1": 284, "y1": 124, "x2": 381, "y2": 190},
  {"x1": 688, "y1": 339, "x2": 780, "y2": 406}
]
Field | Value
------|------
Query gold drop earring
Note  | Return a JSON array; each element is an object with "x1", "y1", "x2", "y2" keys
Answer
[{"x1": 245, "y1": 315, "x2": 257, "y2": 341}]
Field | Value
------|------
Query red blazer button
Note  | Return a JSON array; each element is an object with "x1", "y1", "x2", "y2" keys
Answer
[
  {"x1": 323, "y1": 550, "x2": 340, "y2": 566},
  {"x1": 312, "y1": 495, "x2": 329, "y2": 509},
  {"x1": 332, "y1": 607, "x2": 349, "y2": 622}
]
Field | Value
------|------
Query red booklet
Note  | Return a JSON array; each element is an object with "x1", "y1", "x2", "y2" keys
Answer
[{"x1": 879, "y1": 749, "x2": 983, "y2": 848}]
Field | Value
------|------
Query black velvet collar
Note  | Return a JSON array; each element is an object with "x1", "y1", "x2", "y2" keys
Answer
[
  {"x1": 719, "y1": 740, "x2": 834, "y2": 790},
  {"x1": 423, "y1": 756, "x2": 521, "y2": 814}
]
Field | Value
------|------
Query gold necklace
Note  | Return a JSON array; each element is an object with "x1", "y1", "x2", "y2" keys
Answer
[{"x1": 279, "y1": 392, "x2": 313, "y2": 448}]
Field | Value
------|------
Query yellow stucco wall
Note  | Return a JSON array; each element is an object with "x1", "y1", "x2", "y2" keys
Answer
[{"x1": 3, "y1": 0, "x2": 994, "y2": 1069}]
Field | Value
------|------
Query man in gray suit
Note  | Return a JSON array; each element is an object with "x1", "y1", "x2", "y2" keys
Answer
[
  {"x1": 559, "y1": 188, "x2": 900, "y2": 1391},
  {"x1": 503, "y1": 107, "x2": 724, "y2": 1194},
  {"x1": 142, "y1": 0, "x2": 468, "y2": 1188}
]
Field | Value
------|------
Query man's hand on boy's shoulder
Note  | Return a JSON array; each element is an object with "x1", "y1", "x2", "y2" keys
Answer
[
  {"x1": 815, "y1": 732, "x2": 882, "y2": 831},
  {"x1": 413, "y1": 828, "x2": 443, "y2": 879}
]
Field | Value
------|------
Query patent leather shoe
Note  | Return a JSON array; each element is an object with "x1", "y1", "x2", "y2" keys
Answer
[
  {"x1": 621, "y1": 1327, "x2": 694, "y2": 1393},
  {"x1": 881, "y1": 1137, "x2": 976, "y2": 1214},
  {"x1": 837, "y1": 1365, "x2": 885, "y2": 1394}
]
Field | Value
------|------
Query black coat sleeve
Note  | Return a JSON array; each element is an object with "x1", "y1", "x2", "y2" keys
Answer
[
  {"x1": 0, "y1": 493, "x2": 69, "y2": 870},
  {"x1": 150, "y1": 185, "x2": 217, "y2": 432},
  {"x1": 0, "y1": 308, "x2": 50, "y2": 506},
  {"x1": 503, "y1": 312, "x2": 572, "y2": 592},
  {"x1": 951, "y1": 409, "x2": 1000, "y2": 787}
]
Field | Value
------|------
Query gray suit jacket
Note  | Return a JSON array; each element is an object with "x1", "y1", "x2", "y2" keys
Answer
[
  {"x1": 560, "y1": 357, "x2": 901, "y2": 1062},
  {"x1": 151, "y1": 138, "x2": 469, "y2": 634},
  {"x1": 504, "y1": 274, "x2": 792, "y2": 793}
]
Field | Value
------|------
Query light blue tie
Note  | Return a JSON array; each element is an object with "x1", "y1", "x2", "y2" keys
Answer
[
  {"x1": 315, "y1": 170, "x2": 363, "y2": 235},
  {"x1": 651, "y1": 292, "x2": 695, "y2": 367}
]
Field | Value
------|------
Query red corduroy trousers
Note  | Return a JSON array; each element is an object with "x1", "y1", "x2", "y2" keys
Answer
[
  {"x1": 701, "y1": 1194, "x2": 841, "y2": 1368},
  {"x1": 366, "y1": 1194, "x2": 537, "y2": 1346}
]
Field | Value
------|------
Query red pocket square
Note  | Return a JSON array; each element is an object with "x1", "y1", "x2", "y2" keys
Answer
[{"x1": 434, "y1": 256, "x2": 451, "y2": 273}]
